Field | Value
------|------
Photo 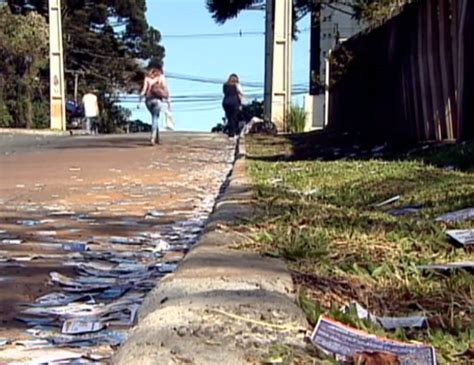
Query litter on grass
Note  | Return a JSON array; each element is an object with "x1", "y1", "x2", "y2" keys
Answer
[
  {"x1": 435, "y1": 207, "x2": 474, "y2": 223},
  {"x1": 446, "y1": 229, "x2": 474, "y2": 246},
  {"x1": 310, "y1": 316, "x2": 436, "y2": 365}
]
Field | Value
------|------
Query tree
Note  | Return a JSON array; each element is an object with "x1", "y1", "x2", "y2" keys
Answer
[
  {"x1": 206, "y1": 0, "x2": 407, "y2": 26},
  {"x1": 0, "y1": 6, "x2": 49, "y2": 128},
  {"x1": 7, "y1": 0, "x2": 165, "y2": 130}
]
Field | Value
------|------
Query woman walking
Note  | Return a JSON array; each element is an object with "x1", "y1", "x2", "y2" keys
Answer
[
  {"x1": 222, "y1": 73, "x2": 244, "y2": 138},
  {"x1": 139, "y1": 65, "x2": 170, "y2": 145}
]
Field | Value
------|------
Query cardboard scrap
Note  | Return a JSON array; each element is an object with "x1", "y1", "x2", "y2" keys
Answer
[
  {"x1": 435, "y1": 207, "x2": 474, "y2": 223},
  {"x1": 310, "y1": 316, "x2": 436, "y2": 365},
  {"x1": 446, "y1": 229, "x2": 474, "y2": 246}
]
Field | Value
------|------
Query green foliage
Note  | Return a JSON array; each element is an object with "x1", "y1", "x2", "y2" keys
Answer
[
  {"x1": 6, "y1": 0, "x2": 165, "y2": 131},
  {"x1": 0, "y1": 5, "x2": 49, "y2": 128},
  {"x1": 206, "y1": 0, "x2": 408, "y2": 27},
  {"x1": 245, "y1": 135, "x2": 474, "y2": 361},
  {"x1": 287, "y1": 104, "x2": 307, "y2": 133}
]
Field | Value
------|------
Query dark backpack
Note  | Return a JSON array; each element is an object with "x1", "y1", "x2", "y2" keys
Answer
[{"x1": 149, "y1": 80, "x2": 168, "y2": 100}]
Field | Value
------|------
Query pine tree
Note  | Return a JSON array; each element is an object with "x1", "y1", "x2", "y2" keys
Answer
[{"x1": 7, "y1": 0, "x2": 165, "y2": 130}]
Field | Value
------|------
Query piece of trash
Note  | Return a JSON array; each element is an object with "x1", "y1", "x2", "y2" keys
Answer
[
  {"x1": 33, "y1": 292, "x2": 88, "y2": 307},
  {"x1": 310, "y1": 316, "x2": 436, "y2": 365},
  {"x1": 62, "y1": 242, "x2": 90, "y2": 252},
  {"x1": 109, "y1": 236, "x2": 144, "y2": 245},
  {"x1": 417, "y1": 261, "x2": 474, "y2": 271},
  {"x1": 1, "y1": 239, "x2": 22, "y2": 245},
  {"x1": 268, "y1": 178, "x2": 283, "y2": 185},
  {"x1": 62, "y1": 318, "x2": 105, "y2": 335},
  {"x1": 375, "y1": 195, "x2": 400, "y2": 207},
  {"x1": 435, "y1": 207, "x2": 474, "y2": 223},
  {"x1": 146, "y1": 209, "x2": 164, "y2": 218},
  {"x1": 0, "y1": 339, "x2": 7, "y2": 347},
  {"x1": 35, "y1": 230, "x2": 57, "y2": 236},
  {"x1": 388, "y1": 205, "x2": 422, "y2": 216},
  {"x1": 17, "y1": 220, "x2": 42, "y2": 226},
  {"x1": 156, "y1": 262, "x2": 178, "y2": 273},
  {"x1": 446, "y1": 229, "x2": 474, "y2": 246},
  {"x1": 69, "y1": 167, "x2": 81, "y2": 172},
  {"x1": 371, "y1": 145, "x2": 386, "y2": 153},
  {"x1": 343, "y1": 302, "x2": 427, "y2": 330}
]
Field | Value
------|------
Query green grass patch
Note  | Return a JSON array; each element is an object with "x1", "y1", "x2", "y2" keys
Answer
[{"x1": 244, "y1": 135, "x2": 474, "y2": 364}]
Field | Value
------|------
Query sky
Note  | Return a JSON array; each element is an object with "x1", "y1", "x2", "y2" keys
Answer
[{"x1": 126, "y1": 0, "x2": 310, "y2": 132}]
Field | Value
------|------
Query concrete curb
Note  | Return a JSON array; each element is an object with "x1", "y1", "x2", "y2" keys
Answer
[
  {"x1": 114, "y1": 138, "x2": 308, "y2": 365},
  {"x1": 0, "y1": 128, "x2": 69, "y2": 136}
]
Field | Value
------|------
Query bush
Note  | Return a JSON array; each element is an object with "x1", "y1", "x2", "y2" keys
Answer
[{"x1": 288, "y1": 104, "x2": 307, "y2": 133}]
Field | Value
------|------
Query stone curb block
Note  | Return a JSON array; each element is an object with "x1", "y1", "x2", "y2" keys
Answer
[{"x1": 114, "y1": 137, "x2": 307, "y2": 365}]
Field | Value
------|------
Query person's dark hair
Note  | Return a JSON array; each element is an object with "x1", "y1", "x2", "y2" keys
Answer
[{"x1": 226, "y1": 73, "x2": 239, "y2": 85}]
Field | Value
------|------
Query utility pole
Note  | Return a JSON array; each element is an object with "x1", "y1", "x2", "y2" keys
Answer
[
  {"x1": 49, "y1": 0, "x2": 66, "y2": 131},
  {"x1": 264, "y1": 0, "x2": 292, "y2": 131},
  {"x1": 263, "y1": 0, "x2": 274, "y2": 124}
]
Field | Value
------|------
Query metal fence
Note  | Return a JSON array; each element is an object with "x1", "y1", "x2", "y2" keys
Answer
[{"x1": 327, "y1": 0, "x2": 473, "y2": 144}]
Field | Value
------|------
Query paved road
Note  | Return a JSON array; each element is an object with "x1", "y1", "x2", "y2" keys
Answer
[{"x1": 0, "y1": 132, "x2": 235, "y2": 362}]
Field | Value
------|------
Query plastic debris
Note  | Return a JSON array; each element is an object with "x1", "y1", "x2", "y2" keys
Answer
[{"x1": 343, "y1": 302, "x2": 427, "y2": 330}]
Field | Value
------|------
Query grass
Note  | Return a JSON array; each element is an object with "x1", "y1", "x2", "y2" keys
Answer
[
  {"x1": 287, "y1": 105, "x2": 307, "y2": 134},
  {"x1": 243, "y1": 134, "x2": 474, "y2": 364}
]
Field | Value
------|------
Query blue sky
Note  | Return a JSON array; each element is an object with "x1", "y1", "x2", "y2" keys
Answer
[{"x1": 128, "y1": 0, "x2": 310, "y2": 132}]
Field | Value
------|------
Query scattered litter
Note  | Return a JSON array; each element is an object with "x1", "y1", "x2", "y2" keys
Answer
[
  {"x1": 388, "y1": 205, "x2": 422, "y2": 216},
  {"x1": 17, "y1": 220, "x2": 42, "y2": 226},
  {"x1": 287, "y1": 187, "x2": 320, "y2": 197},
  {"x1": 35, "y1": 230, "x2": 57, "y2": 236},
  {"x1": 310, "y1": 316, "x2": 436, "y2": 365},
  {"x1": 268, "y1": 178, "x2": 283, "y2": 185},
  {"x1": 1, "y1": 239, "x2": 22, "y2": 245},
  {"x1": 435, "y1": 207, "x2": 474, "y2": 223},
  {"x1": 62, "y1": 318, "x2": 105, "y2": 335},
  {"x1": 146, "y1": 209, "x2": 164, "y2": 218},
  {"x1": 417, "y1": 261, "x2": 474, "y2": 272},
  {"x1": 343, "y1": 302, "x2": 427, "y2": 330},
  {"x1": 62, "y1": 242, "x2": 90, "y2": 252},
  {"x1": 109, "y1": 236, "x2": 144, "y2": 245},
  {"x1": 33, "y1": 292, "x2": 89, "y2": 307},
  {"x1": 371, "y1": 145, "x2": 386, "y2": 153},
  {"x1": 375, "y1": 195, "x2": 400, "y2": 207},
  {"x1": 156, "y1": 262, "x2": 178, "y2": 273},
  {"x1": 446, "y1": 229, "x2": 474, "y2": 246}
]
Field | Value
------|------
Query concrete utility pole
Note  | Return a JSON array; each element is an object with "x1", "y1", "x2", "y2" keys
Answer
[
  {"x1": 264, "y1": 0, "x2": 292, "y2": 131},
  {"x1": 49, "y1": 0, "x2": 66, "y2": 131}
]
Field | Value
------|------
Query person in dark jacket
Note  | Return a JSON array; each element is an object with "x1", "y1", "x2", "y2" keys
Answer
[{"x1": 222, "y1": 73, "x2": 244, "y2": 138}]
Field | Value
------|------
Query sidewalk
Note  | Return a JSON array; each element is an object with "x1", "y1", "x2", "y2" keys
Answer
[{"x1": 114, "y1": 140, "x2": 308, "y2": 365}]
